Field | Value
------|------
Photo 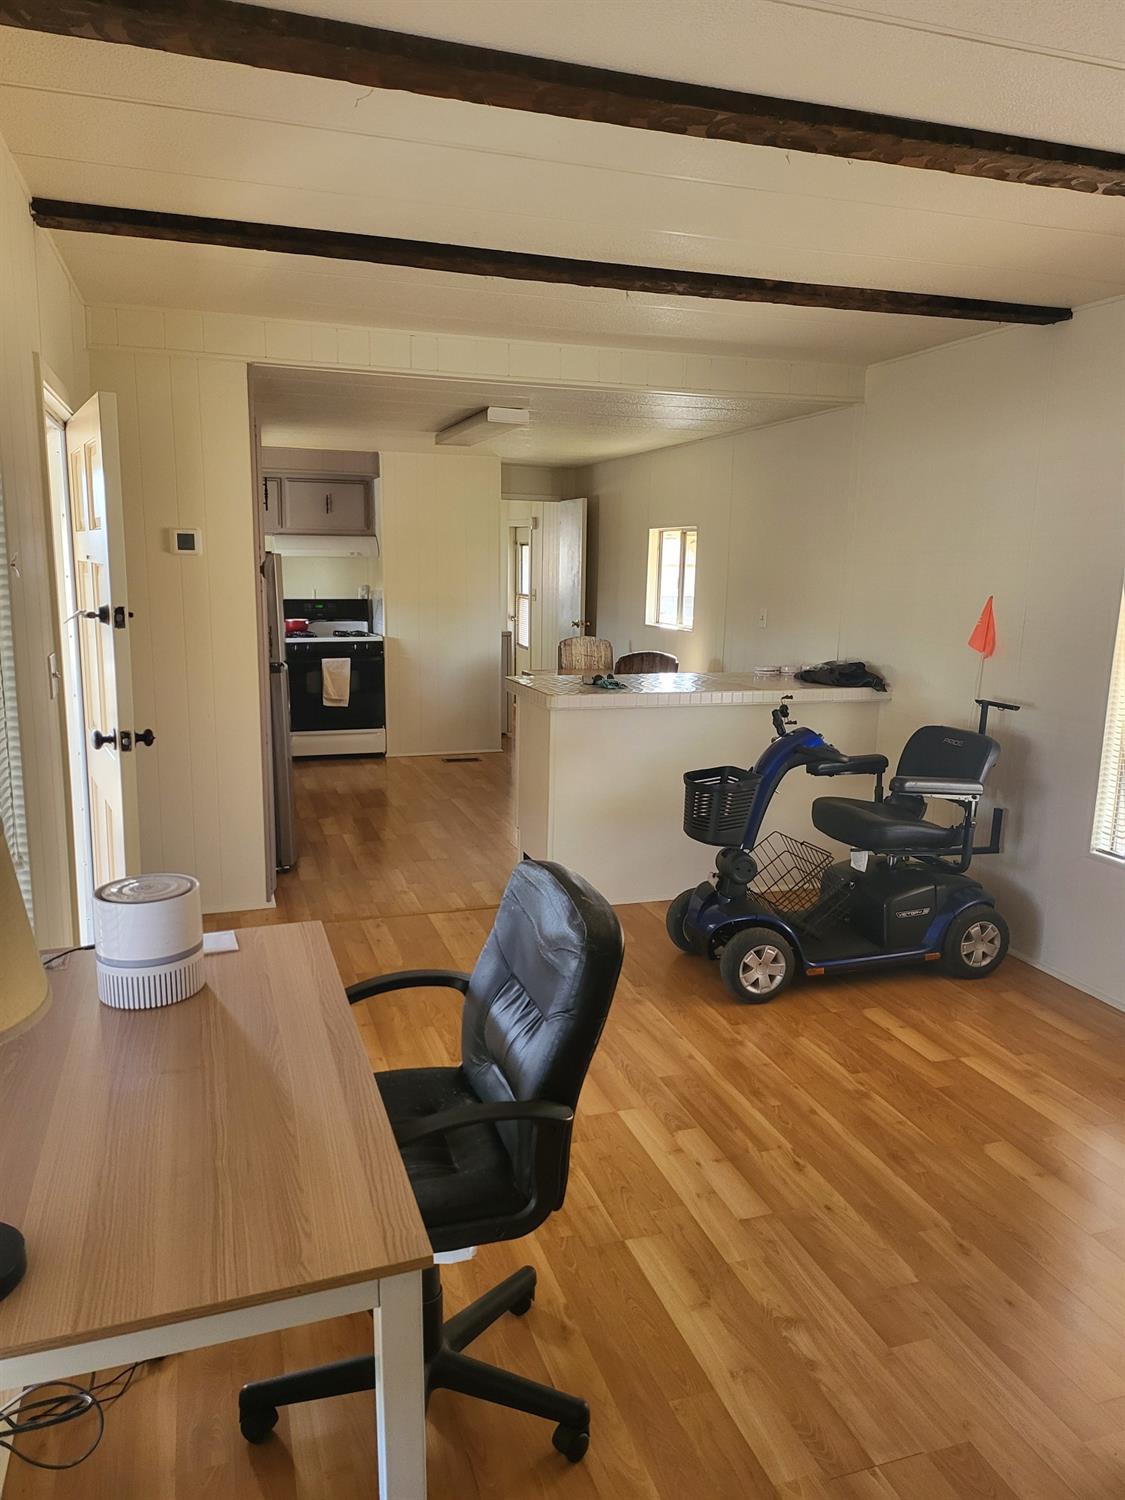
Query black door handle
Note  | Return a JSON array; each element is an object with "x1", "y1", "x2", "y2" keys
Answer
[
  {"x1": 91, "y1": 729, "x2": 117, "y2": 750},
  {"x1": 135, "y1": 729, "x2": 156, "y2": 747}
]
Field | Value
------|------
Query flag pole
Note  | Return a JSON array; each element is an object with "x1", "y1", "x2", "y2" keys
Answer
[{"x1": 972, "y1": 650, "x2": 985, "y2": 727}]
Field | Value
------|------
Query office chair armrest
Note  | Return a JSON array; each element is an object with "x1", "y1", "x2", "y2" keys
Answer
[
  {"x1": 889, "y1": 776, "x2": 984, "y2": 797},
  {"x1": 394, "y1": 1099, "x2": 574, "y2": 1148},
  {"x1": 345, "y1": 969, "x2": 471, "y2": 1004},
  {"x1": 806, "y1": 754, "x2": 889, "y2": 777}
]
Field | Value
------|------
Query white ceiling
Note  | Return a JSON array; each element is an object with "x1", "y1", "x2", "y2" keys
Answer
[
  {"x1": 251, "y1": 366, "x2": 845, "y2": 463},
  {"x1": 233, "y1": 2, "x2": 1124, "y2": 147},
  {"x1": 1, "y1": 2, "x2": 1123, "y2": 368}
]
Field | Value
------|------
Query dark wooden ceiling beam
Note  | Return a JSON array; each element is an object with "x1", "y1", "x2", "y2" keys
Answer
[
  {"x1": 2, "y1": 0, "x2": 1124, "y2": 196},
  {"x1": 29, "y1": 199, "x2": 1071, "y2": 325}
]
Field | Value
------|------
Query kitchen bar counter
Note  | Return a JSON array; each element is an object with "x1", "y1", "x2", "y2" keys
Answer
[
  {"x1": 507, "y1": 670, "x2": 885, "y2": 709},
  {"x1": 509, "y1": 672, "x2": 889, "y2": 904}
]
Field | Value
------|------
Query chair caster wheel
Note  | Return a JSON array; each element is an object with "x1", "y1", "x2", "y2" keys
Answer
[
  {"x1": 552, "y1": 1423, "x2": 589, "y2": 1463},
  {"x1": 239, "y1": 1405, "x2": 279, "y2": 1444},
  {"x1": 509, "y1": 1293, "x2": 534, "y2": 1317}
]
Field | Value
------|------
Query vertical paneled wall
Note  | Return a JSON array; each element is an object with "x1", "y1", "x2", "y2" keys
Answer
[
  {"x1": 89, "y1": 349, "x2": 267, "y2": 913},
  {"x1": 589, "y1": 407, "x2": 860, "y2": 673},
  {"x1": 843, "y1": 306, "x2": 1125, "y2": 1007},
  {"x1": 380, "y1": 451, "x2": 503, "y2": 756},
  {"x1": 587, "y1": 306, "x2": 1125, "y2": 1006}
]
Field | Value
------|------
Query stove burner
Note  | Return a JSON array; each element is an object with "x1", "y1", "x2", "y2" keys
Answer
[
  {"x1": 287, "y1": 630, "x2": 315, "y2": 639},
  {"x1": 333, "y1": 629, "x2": 367, "y2": 638}
]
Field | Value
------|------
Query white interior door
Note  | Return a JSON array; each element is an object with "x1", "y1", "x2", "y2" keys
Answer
[
  {"x1": 536, "y1": 498, "x2": 587, "y2": 671},
  {"x1": 67, "y1": 393, "x2": 141, "y2": 889}
]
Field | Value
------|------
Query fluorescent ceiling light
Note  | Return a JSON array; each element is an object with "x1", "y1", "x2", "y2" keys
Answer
[{"x1": 435, "y1": 406, "x2": 530, "y2": 446}]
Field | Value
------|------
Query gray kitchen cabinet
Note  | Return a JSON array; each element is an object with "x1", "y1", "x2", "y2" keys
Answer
[{"x1": 266, "y1": 474, "x2": 374, "y2": 535}]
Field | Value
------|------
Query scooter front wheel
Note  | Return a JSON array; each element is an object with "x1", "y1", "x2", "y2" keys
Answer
[
  {"x1": 665, "y1": 889, "x2": 704, "y2": 954},
  {"x1": 719, "y1": 927, "x2": 796, "y2": 1003}
]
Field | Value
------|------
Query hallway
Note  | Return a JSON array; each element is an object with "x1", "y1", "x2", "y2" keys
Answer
[{"x1": 263, "y1": 749, "x2": 518, "y2": 926}]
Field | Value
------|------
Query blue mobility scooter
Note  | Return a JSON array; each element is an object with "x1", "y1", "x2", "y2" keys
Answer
[{"x1": 666, "y1": 697, "x2": 1019, "y2": 1003}]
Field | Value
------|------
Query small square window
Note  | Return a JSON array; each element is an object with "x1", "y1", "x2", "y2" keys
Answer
[{"x1": 645, "y1": 527, "x2": 696, "y2": 631}]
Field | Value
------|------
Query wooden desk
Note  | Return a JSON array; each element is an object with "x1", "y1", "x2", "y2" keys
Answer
[{"x1": 0, "y1": 923, "x2": 432, "y2": 1497}]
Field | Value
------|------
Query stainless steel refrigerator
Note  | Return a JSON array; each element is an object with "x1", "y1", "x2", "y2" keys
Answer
[{"x1": 264, "y1": 552, "x2": 298, "y2": 872}]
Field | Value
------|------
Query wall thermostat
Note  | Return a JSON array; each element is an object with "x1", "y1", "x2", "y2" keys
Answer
[{"x1": 169, "y1": 528, "x2": 202, "y2": 555}]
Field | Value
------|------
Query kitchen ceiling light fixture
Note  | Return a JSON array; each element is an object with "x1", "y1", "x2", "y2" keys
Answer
[{"x1": 435, "y1": 406, "x2": 531, "y2": 447}]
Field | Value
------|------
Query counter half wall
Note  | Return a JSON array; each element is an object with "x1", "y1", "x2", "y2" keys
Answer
[{"x1": 508, "y1": 673, "x2": 888, "y2": 905}]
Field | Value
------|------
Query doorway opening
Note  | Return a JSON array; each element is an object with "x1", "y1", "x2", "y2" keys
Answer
[
  {"x1": 510, "y1": 523, "x2": 533, "y2": 674},
  {"x1": 43, "y1": 386, "x2": 95, "y2": 941}
]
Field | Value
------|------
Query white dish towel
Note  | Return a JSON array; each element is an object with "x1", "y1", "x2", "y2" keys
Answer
[{"x1": 321, "y1": 657, "x2": 352, "y2": 708}]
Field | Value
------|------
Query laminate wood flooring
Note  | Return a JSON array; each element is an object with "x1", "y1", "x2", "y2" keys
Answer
[{"x1": 10, "y1": 750, "x2": 1125, "y2": 1498}]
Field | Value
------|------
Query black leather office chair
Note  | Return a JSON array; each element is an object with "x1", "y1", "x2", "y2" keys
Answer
[{"x1": 238, "y1": 860, "x2": 623, "y2": 1463}]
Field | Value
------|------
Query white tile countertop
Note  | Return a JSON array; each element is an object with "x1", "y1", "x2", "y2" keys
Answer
[{"x1": 506, "y1": 671, "x2": 889, "y2": 710}]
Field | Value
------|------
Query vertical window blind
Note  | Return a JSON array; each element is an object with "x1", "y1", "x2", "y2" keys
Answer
[
  {"x1": 1092, "y1": 588, "x2": 1125, "y2": 861},
  {"x1": 0, "y1": 461, "x2": 32, "y2": 915}
]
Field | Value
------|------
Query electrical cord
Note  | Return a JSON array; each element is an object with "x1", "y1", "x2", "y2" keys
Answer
[
  {"x1": 0, "y1": 1364, "x2": 149, "y2": 1470},
  {"x1": 42, "y1": 944, "x2": 93, "y2": 969}
]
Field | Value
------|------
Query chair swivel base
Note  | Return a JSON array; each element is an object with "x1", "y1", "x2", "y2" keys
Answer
[{"x1": 238, "y1": 1264, "x2": 590, "y2": 1463}]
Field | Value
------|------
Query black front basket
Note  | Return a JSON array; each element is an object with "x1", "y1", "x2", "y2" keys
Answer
[{"x1": 683, "y1": 766, "x2": 761, "y2": 846}]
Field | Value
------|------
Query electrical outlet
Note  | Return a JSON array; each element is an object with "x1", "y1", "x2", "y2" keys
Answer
[{"x1": 757, "y1": 607, "x2": 768, "y2": 629}]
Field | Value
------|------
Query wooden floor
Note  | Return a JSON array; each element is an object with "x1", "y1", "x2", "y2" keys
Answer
[{"x1": 12, "y1": 747, "x2": 1125, "y2": 1497}]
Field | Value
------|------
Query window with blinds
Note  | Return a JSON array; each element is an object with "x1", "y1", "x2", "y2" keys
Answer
[
  {"x1": 0, "y1": 463, "x2": 32, "y2": 915},
  {"x1": 1092, "y1": 588, "x2": 1125, "y2": 861}
]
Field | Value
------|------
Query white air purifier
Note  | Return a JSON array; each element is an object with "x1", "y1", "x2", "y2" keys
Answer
[{"x1": 93, "y1": 874, "x2": 205, "y2": 1010}]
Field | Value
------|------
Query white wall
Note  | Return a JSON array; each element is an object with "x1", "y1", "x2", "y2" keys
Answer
[
  {"x1": 841, "y1": 306, "x2": 1125, "y2": 1007},
  {"x1": 589, "y1": 306, "x2": 1125, "y2": 1008},
  {"x1": 88, "y1": 349, "x2": 266, "y2": 914},
  {"x1": 0, "y1": 132, "x2": 89, "y2": 944},
  {"x1": 501, "y1": 463, "x2": 585, "y2": 500},
  {"x1": 380, "y1": 450, "x2": 503, "y2": 756},
  {"x1": 276, "y1": 553, "x2": 381, "y2": 601},
  {"x1": 261, "y1": 446, "x2": 378, "y2": 476},
  {"x1": 589, "y1": 406, "x2": 860, "y2": 672}
]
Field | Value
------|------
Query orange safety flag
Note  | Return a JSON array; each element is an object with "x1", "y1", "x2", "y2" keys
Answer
[{"x1": 968, "y1": 595, "x2": 997, "y2": 658}]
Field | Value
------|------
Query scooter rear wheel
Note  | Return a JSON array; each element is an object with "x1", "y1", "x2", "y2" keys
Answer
[
  {"x1": 665, "y1": 889, "x2": 703, "y2": 954},
  {"x1": 719, "y1": 927, "x2": 796, "y2": 1003},
  {"x1": 940, "y1": 906, "x2": 1009, "y2": 979}
]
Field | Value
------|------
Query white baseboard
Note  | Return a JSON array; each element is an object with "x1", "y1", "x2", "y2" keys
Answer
[
  {"x1": 387, "y1": 747, "x2": 503, "y2": 758},
  {"x1": 1008, "y1": 946, "x2": 1125, "y2": 1014}
]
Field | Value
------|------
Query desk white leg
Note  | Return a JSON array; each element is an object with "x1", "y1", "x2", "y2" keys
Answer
[{"x1": 375, "y1": 1269, "x2": 427, "y2": 1498}]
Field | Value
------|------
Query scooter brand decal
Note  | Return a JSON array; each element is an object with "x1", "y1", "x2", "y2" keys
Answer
[{"x1": 896, "y1": 907, "x2": 932, "y2": 918}]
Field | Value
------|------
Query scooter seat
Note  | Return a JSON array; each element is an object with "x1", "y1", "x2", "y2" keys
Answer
[{"x1": 812, "y1": 796, "x2": 961, "y2": 852}]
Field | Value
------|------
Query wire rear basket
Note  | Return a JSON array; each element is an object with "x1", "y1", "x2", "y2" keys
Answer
[
  {"x1": 748, "y1": 831, "x2": 854, "y2": 936},
  {"x1": 683, "y1": 766, "x2": 762, "y2": 846}
]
